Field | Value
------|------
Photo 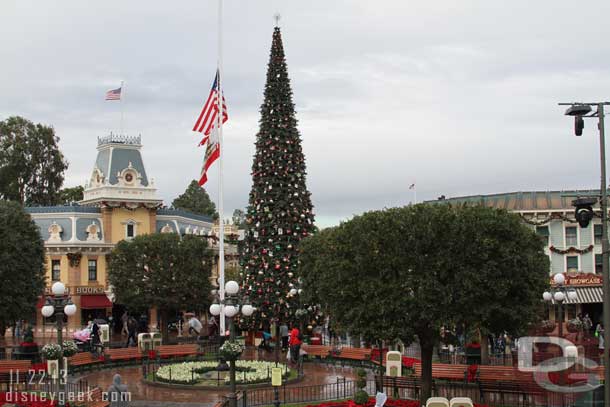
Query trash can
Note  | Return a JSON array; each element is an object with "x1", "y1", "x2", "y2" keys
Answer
[
  {"x1": 99, "y1": 324, "x2": 110, "y2": 344},
  {"x1": 151, "y1": 332, "x2": 162, "y2": 349},
  {"x1": 138, "y1": 333, "x2": 152, "y2": 353}
]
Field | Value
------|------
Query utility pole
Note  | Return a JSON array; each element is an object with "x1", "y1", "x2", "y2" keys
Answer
[{"x1": 560, "y1": 101, "x2": 610, "y2": 405}]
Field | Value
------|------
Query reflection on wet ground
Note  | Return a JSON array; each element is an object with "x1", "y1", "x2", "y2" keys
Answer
[{"x1": 77, "y1": 348, "x2": 359, "y2": 406}]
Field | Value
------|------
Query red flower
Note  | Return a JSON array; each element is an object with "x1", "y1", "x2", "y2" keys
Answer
[{"x1": 401, "y1": 356, "x2": 420, "y2": 368}]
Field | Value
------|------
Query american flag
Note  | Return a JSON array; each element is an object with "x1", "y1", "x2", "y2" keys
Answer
[
  {"x1": 105, "y1": 87, "x2": 121, "y2": 101},
  {"x1": 193, "y1": 70, "x2": 228, "y2": 145},
  {"x1": 409, "y1": 183, "x2": 416, "y2": 190}
]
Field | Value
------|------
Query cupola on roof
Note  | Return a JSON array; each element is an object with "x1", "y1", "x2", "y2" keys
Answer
[{"x1": 80, "y1": 134, "x2": 162, "y2": 208}]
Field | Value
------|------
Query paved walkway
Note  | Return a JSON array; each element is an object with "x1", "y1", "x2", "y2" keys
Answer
[{"x1": 76, "y1": 348, "x2": 359, "y2": 405}]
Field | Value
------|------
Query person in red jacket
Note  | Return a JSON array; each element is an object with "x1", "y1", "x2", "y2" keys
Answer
[{"x1": 288, "y1": 326, "x2": 302, "y2": 363}]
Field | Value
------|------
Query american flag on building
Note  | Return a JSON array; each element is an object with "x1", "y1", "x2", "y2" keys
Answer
[
  {"x1": 105, "y1": 87, "x2": 122, "y2": 101},
  {"x1": 192, "y1": 70, "x2": 228, "y2": 146}
]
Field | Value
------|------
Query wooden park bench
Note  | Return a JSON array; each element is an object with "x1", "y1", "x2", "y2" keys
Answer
[
  {"x1": 413, "y1": 363, "x2": 468, "y2": 381},
  {"x1": 155, "y1": 344, "x2": 199, "y2": 359},
  {"x1": 105, "y1": 347, "x2": 144, "y2": 364},
  {"x1": 0, "y1": 360, "x2": 32, "y2": 387},
  {"x1": 332, "y1": 347, "x2": 372, "y2": 362},
  {"x1": 477, "y1": 365, "x2": 519, "y2": 381},
  {"x1": 302, "y1": 345, "x2": 331, "y2": 359},
  {"x1": 68, "y1": 352, "x2": 104, "y2": 370}
]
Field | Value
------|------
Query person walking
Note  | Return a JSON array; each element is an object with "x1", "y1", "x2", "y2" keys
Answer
[
  {"x1": 280, "y1": 323, "x2": 289, "y2": 351},
  {"x1": 207, "y1": 315, "x2": 218, "y2": 339},
  {"x1": 289, "y1": 326, "x2": 302, "y2": 364},
  {"x1": 188, "y1": 316, "x2": 202, "y2": 338},
  {"x1": 91, "y1": 320, "x2": 102, "y2": 355},
  {"x1": 597, "y1": 323, "x2": 605, "y2": 355},
  {"x1": 583, "y1": 313, "x2": 593, "y2": 335},
  {"x1": 121, "y1": 312, "x2": 129, "y2": 336},
  {"x1": 125, "y1": 316, "x2": 137, "y2": 348},
  {"x1": 107, "y1": 373, "x2": 129, "y2": 407}
]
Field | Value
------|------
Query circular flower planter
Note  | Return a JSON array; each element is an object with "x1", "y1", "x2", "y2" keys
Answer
[{"x1": 152, "y1": 360, "x2": 291, "y2": 386}]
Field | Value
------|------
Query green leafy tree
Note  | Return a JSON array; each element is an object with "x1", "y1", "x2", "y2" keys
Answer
[
  {"x1": 107, "y1": 233, "x2": 214, "y2": 342},
  {"x1": 58, "y1": 186, "x2": 84, "y2": 205},
  {"x1": 301, "y1": 204, "x2": 549, "y2": 402},
  {"x1": 451, "y1": 205, "x2": 549, "y2": 363},
  {"x1": 0, "y1": 201, "x2": 46, "y2": 334},
  {"x1": 172, "y1": 180, "x2": 217, "y2": 219},
  {"x1": 0, "y1": 116, "x2": 68, "y2": 205},
  {"x1": 240, "y1": 26, "x2": 315, "y2": 333}
]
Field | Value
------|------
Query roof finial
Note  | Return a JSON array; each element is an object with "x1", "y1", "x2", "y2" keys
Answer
[{"x1": 274, "y1": 13, "x2": 281, "y2": 27}]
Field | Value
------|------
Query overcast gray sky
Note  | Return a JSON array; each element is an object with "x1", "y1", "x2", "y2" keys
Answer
[{"x1": 2, "y1": 1, "x2": 610, "y2": 227}]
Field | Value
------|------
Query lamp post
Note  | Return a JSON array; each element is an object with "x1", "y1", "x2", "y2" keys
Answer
[
  {"x1": 210, "y1": 280, "x2": 255, "y2": 407},
  {"x1": 543, "y1": 273, "x2": 578, "y2": 338},
  {"x1": 560, "y1": 101, "x2": 610, "y2": 405},
  {"x1": 40, "y1": 281, "x2": 77, "y2": 407},
  {"x1": 543, "y1": 273, "x2": 577, "y2": 395}
]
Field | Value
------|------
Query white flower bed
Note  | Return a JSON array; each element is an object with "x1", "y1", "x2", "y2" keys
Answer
[{"x1": 156, "y1": 360, "x2": 289, "y2": 385}]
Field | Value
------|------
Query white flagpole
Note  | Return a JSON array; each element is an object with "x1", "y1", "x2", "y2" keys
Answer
[
  {"x1": 413, "y1": 185, "x2": 417, "y2": 205},
  {"x1": 120, "y1": 80, "x2": 125, "y2": 135},
  {"x1": 217, "y1": 0, "x2": 226, "y2": 338}
]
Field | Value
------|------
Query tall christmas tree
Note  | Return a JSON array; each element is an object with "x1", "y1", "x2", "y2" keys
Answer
[{"x1": 240, "y1": 26, "x2": 315, "y2": 330}]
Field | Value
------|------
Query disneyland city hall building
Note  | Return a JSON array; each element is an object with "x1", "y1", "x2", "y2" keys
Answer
[
  {"x1": 429, "y1": 190, "x2": 606, "y2": 329},
  {"x1": 25, "y1": 134, "x2": 235, "y2": 337}
]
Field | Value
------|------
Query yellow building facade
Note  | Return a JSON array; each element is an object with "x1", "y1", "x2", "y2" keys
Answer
[{"x1": 26, "y1": 134, "x2": 217, "y2": 335}]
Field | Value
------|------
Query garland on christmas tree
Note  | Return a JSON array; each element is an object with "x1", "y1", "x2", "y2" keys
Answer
[{"x1": 239, "y1": 26, "x2": 316, "y2": 327}]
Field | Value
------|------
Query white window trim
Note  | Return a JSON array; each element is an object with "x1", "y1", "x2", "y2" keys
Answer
[
  {"x1": 593, "y1": 222, "x2": 603, "y2": 246},
  {"x1": 564, "y1": 224, "x2": 578, "y2": 248},
  {"x1": 122, "y1": 219, "x2": 139, "y2": 240},
  {"x1": 565, "y1": 255, "x2": 579, "y2": 273},
  {"x1": 536, "y1": 225, "x2": 550, "y2": 246}
]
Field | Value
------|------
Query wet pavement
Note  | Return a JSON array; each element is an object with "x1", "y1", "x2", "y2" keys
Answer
[{"x1": 75, "y1": 348, "x2": 358, "y2": 406}]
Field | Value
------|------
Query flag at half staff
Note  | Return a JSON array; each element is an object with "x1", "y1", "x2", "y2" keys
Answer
[
  {"x1": 409, "y1": 183, "x2": 416, "y2": 190},
  {"x1": 193, "y1": 70, "x2": 228, "y2": 146},
  {"x1": 105, "y1": 87, "x2": 122, "y2": 101},
  {"x1": 198, "y1": 125, "x2": 220, "y2": 186}
]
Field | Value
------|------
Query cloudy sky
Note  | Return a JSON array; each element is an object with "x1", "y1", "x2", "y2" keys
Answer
[{"x1": 2, "y1": 1, "x2": 610, "y2": 227}]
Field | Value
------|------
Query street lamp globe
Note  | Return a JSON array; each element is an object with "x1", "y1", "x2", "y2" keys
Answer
[
  {"x1": 209, "y1": 303, "x2": 221, "y2": 316},
  {"x1": 225, "y1": 281, "x2": 239, "y2": 296},
  {"x1": 64, "y1": 303, "x2": 77, "y2": 316},
  {"x1": 51, "y1": 281, "x2": 66, "y2": 296},
  {"x1": 567, "y1": 290, "x2": 578, "y2": 301},
  {"x1": 543, "y1": 291, "x2": 553, "y2": 302},
  {"x1": 41, "y1": 304, "x2": 54, "y2": 318},
  {"x1": 241, "y1": 304, "x2": 254, "y2": 317},
  {"x1": 553, "y1": 273, "x2": 566, "y2": 286},
  {"x1": 554, "y1": 291, "x2": 566, "y2": 303},
  {"x1": 224, "y1": 305, "x2": 238, "y2": 318}
]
